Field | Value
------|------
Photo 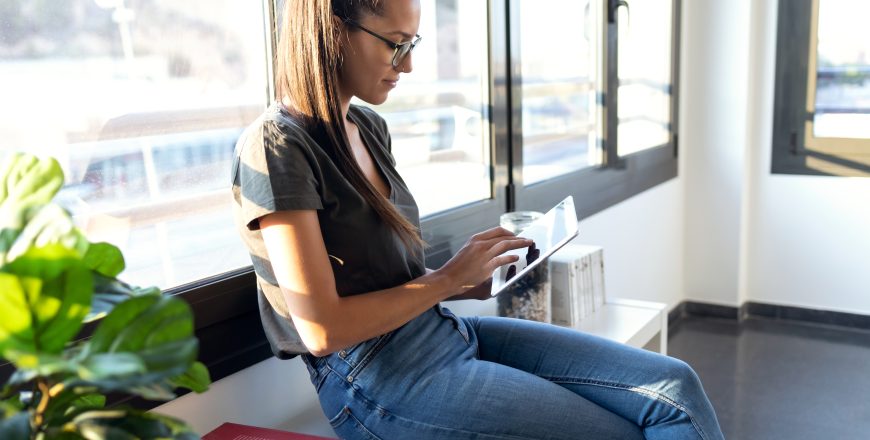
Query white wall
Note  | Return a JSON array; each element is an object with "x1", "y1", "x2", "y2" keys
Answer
[
  {"x1": 742, "y1": 0, "x2": 870, "y2": 315},
  {"x1": 681, "y1": 0, "x2": 752, "y2": 307},
  {"x1": 683, "y1": 0, "x2": 870, "y2": 314}
]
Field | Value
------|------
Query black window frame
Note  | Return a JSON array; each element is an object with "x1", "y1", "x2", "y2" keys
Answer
[
  {"x1": 1, "y1": 0, "x2": 684, "y2": 404},
  {"x1": 771, "y1": 0, "x2": 870, "y2": 177}
]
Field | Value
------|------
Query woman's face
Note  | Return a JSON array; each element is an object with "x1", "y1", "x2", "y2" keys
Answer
[{"x1": 338, "y1": 0, "x2": 421, "y2": 106}]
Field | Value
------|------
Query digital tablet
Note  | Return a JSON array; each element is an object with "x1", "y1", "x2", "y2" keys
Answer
[{"x1": 490, "y1": 196, "x2": 579, "y2": 296}]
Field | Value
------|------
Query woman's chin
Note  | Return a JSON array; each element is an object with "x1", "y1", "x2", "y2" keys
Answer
[{"x1": 355, "y1": 92, "x2": 390, "y2": 106}]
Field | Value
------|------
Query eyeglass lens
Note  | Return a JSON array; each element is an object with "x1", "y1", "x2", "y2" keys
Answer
[{"x1": 392, "y1": 37, "x2": 420, "y2": 67}]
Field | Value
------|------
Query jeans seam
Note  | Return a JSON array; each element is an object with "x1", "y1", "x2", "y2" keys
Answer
[
  {"x1": 467, "y1": 316, "x2": 481, "y2": 359},
  {"x1": 547, "y1": 377, "x2": 708, "y2": 440},
  {"x1": 344, "y1": 407, "x2": 384, "y2": 440},
  {"x1": 348, "y1": 332, "x2": 393, "y2": 380}
]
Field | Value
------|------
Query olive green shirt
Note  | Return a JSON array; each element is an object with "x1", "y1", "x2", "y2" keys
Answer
[{"x1": 231, "y1": 103, "x2": 425, "y2": 359}]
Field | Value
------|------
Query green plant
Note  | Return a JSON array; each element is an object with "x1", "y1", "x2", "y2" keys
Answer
[{"x1": 0, "y1": 153, "x2": 211, "y2": 439}]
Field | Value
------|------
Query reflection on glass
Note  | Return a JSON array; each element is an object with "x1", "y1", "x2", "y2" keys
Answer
[
  {"x1": 813, "y1": 0, "x2": 870, "y2": 139},
  {"x1": 520, "y1": 0, "x2": 601, "y2": 185},
  {"x1": 0, "y1": 0, "x2": 266, "y2": 288},
  {"x1": 363, "y1": 0, "x2": 491, "y2": 217},
  {"x1": 617, "y1": 0, "x2": 672, "y2": 156}
]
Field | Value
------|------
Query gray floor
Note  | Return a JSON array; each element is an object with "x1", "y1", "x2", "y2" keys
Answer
[{"x1": 668, "y1": 317, "x2": 870, "y2": 440}]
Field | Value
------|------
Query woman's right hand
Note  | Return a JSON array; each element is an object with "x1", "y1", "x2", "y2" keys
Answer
[{"x1": 434, "y1": 226, "x2": 533, "y2": 297}]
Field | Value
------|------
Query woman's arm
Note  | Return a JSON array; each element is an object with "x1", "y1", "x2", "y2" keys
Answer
[{"x1": 260, "y1": 209, "x2": 530, "y2": 357}]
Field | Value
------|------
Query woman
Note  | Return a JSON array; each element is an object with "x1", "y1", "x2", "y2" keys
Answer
[{"x1": 231, "y1": 0, "x2": 725, "y2": 438}]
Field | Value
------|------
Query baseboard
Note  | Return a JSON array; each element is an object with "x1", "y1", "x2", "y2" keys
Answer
[{"x1": 669, "y1": 300, "x2": 870, "y2": 334}]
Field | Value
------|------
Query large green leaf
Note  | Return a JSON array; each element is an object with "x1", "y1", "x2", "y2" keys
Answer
[
  {"x1": 82, "y1": 242, "x2": 125, "y2": 278},
  {"x1": 0, "y1": 153, "x2": 64, "y2": 208},
  {"x1": 0, "y1": 153, "x2": 65, "y2": 256},
  {"x1": 0, "y1": 273, "x2": 36, "y2": 356},
  {"x1": 86, "y1": 275, "x2": 159, "y2": 323},
  {"x1": 88, "y1": 295, "x2": 193, "y2": 355},
  {"x1": 169, "y1": 361, "x2": 211, "y2": 393},
  {"x1": 38, "y1": 265, "x2": 93, "y2": 353},
  {"x1": 43, "y1": 389, "x2": 106, "y2": 427},
  {"x1": 3, "y1": 204, "x2": 88, "y2": 265},
  {"x1": 86, "y1": 295, "x2": 159, "y2": 354},
  {"x1": 75, "y1": 295, "x2": 200, "y2": 398},
  {"x1": 68, "y1": 408, "x2": 198, "y2": 440},
  {"x1": 0, "y1": 250, "x2": 92, "y2": 356},
  {"x1": 77, "y1": 353, "x2": 146, "y2": 381}
]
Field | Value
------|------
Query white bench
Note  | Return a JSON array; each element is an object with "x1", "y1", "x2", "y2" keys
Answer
[
  {"x1": 573, "y1": 298, "x2": 668, "y2": 354},
  {"x1": 447, "y1": 296, "x2": 668, "y2": 354}
]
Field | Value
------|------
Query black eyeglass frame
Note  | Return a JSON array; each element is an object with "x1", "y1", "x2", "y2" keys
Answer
[{"x1": 344, "y1": 19, "x2": 422, "y2": 68}]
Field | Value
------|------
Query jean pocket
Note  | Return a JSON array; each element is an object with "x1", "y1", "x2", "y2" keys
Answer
[
  {"x1": 343, "y1": 331, "x2": 394, "y2": 383},
  {"x1": 329, "y1": 406, "x2": 383, "y2": 440},
  {"x1": 436, "y1": 305, "x2": 470, "y2": 344}
]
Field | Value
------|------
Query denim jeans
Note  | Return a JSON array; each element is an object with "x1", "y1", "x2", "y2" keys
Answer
[{"x1": 302, "y1": 305, "x2": 724, "y2": 439}]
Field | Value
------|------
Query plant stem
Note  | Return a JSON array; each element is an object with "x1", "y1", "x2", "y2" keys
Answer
[{"x1": 33, "y1": 378, "x2": 51, "y2": 431}]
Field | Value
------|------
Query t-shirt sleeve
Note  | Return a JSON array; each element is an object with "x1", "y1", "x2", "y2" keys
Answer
[{"x1": 235, "y1": 119, "x2": 323, "y2": 231}]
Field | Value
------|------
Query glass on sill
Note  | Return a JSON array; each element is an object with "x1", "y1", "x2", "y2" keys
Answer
[{"x1": 497, "y1": 211, "x2": 551, "y2": 323}]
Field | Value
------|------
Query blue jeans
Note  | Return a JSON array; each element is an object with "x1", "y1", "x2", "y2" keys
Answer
[{"x1": 302, "y1": 305, "x2": 724, "y2": 439}]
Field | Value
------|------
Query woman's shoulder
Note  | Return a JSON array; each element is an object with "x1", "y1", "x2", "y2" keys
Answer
[{"x1": 235, "y1": 103, "x2": 324, "y2": 168}]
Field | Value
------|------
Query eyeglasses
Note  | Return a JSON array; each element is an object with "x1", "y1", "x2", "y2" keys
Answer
[{"x1": 345, "y1": 19, "x2": 422, "y2": 68}]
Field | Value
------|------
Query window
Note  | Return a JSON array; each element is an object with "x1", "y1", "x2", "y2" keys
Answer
[
  {"x1": 772, "y1": 0, "x2": 870, "y2": 176},
  {"x1": 0, "y1": 0, "x2": 267, "y2": 289},
  {"x1": 511, "y1": 0, "x2": 680, "y2": 216}
]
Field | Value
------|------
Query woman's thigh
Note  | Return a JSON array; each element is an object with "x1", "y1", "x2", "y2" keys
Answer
[{"x1": 314, "y1": 307, "x2": 643, "y2": 440}]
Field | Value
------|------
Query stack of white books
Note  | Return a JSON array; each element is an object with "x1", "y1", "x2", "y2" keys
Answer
[{"x1": 549, "y1": 243, "x2": 606, "y2": 328}]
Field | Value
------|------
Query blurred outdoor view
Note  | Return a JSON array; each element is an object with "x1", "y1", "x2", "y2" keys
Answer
[
  {"x1": 813, "y1": 0, "x2": 870, "y2": 139},
  {"x1": 519, "y1": 0, "x2": 600, "y2": 185}
]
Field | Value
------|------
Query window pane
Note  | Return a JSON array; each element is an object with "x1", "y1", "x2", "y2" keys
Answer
[
  {"x1": 0, "y1": 0, "x2": 266, "y2": 288},
  {"x1": 360, "y1": 0, "x2": 490, "y2": 217},
  {"x1": 813, "y1": 0, "x2": 870, "y2": 139},
  {"x1": 519, "y1": 0, "x2": 601, "y2": 185},
  {"x1": 617, "y1": 0, "x2": 672, "y2": 156}
]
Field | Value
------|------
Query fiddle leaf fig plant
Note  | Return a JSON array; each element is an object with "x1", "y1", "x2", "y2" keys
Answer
[{"x1": 0, "y1": 153, "x2": 211, "y2": 439}]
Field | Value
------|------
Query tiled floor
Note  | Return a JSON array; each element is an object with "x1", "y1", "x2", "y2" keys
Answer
[{"x1": 668, "y1": 317, "x2": 870, "y2": 440}]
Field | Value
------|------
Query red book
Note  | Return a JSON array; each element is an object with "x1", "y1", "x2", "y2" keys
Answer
[{"x1": 203, "y1": 422, "x2": 335, "y2": 440}]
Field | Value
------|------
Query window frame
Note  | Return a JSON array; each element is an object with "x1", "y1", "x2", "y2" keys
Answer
[
  {"x1": 771, "y1": 0, "x2": 870, "y2": 177},
  {"x1": 1, "y1": 0, "x2": 684, "y2": 403}
]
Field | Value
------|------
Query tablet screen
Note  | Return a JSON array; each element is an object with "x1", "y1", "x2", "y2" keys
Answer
[{"x1": 490, "y1": 196, "x2": 579, "y2": 296}]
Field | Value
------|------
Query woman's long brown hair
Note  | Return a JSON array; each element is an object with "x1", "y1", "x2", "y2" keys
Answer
[{"x1": 275, "y1": 0, "x2": 424, "y2": 250}]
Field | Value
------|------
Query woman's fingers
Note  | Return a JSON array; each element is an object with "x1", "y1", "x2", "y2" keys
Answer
[
  {"x1": 484, "y1": 236, "x2": 534, "y2": 259},
  {"x1": 489, "y1": 253, "x2": 521, "y2": 271},
  {"x1": 469, "y1": 226, "x2": 516, "y2": 241}
]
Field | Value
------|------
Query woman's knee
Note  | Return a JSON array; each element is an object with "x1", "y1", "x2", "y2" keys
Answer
[{"x1": 655, "y1": 356, "x2": 703, "y2": 393}]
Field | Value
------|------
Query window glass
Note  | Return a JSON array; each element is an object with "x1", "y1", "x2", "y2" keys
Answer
[
  {"x1": 812, "y1": 0, "x2": 870, "y2": 140},
  {"x1": 361, "y1": 0, "x2": 491, "y2": 217},
  {"x1": 0, "y1": 0, "x2": 266, "y2": 288},
  {"x1": 616, "y1": 0, "x2": 672, "y2": 156},
  {"x1": 519, "y1": 0, "x2": 601, "y2": 185}
]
